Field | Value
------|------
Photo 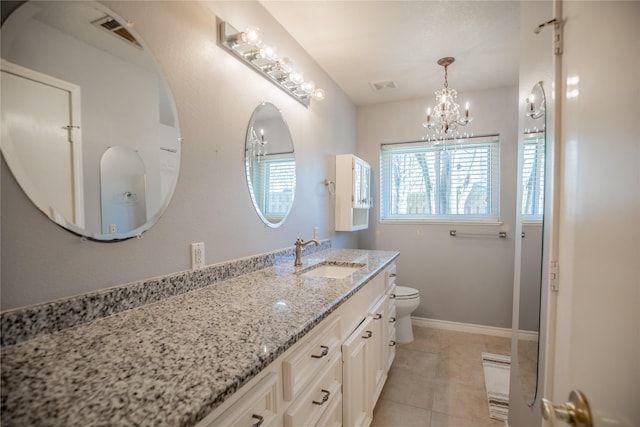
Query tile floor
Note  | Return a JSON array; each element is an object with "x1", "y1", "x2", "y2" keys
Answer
[{"x1": 371, "y1": 325, "x2": 511, "y2": 427}]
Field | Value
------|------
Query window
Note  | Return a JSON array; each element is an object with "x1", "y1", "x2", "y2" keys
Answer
[
  {"x1": 380, "y1": 136, "x2": 500, "y2": 221},
  {"x1": 521, "y1": 133, "x2": 545, "y2": 220}
]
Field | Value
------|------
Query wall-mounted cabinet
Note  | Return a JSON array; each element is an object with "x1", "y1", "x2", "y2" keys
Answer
[{"x1": 335, "y1": 154, "x2": 370, "y2": 231}]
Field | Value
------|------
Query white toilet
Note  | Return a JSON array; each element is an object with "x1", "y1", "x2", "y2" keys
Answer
[{"x1": 394, "y1": 286, "x2": 420, "y2": 343}]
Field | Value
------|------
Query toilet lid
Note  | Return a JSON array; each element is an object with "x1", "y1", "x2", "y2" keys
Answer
[{"x1": 395, "y1": 286, "x2": 419, "y2": 299}]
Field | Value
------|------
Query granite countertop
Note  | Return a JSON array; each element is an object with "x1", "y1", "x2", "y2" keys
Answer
[{"x1": 0, "y1": 248, "x2": 399, "y2": 426}]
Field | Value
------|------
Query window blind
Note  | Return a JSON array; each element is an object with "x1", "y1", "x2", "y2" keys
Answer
[
  {"x1": 380, "y1": 136, "x2": 500, "y2": 221},
  {"x1": 521, "y1": 133, "x2": 545, "y2": 219},
  {"x1": 251, "y1": 157, "x2": 295, "y2": 219}
]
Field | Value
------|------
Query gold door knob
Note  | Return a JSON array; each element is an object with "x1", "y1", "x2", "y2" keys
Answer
[{"x1": 541, "y1": 390, "x2": 593, "y2": 427}]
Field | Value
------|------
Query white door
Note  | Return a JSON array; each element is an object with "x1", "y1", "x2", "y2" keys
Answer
[
  {"x1": 0, "y1": 61, "x2": 84, "y2": 227},
  {"x1": 543, "y1": 2, "x2": 640, "y2": 426}
]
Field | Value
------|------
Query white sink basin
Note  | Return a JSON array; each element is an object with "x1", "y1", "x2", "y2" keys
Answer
[{"x1": 301, "y1": 263, "x2": 364, "y2": 279}]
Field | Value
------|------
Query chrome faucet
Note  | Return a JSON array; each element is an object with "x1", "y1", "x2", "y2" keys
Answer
[{"x1": 294, "y1": 238, "x2": 320, "y2": 266}]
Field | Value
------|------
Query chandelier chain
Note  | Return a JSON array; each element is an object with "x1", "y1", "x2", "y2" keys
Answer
[{"x1": 443, "y1": 65, "x2": 449, "y2": 89}]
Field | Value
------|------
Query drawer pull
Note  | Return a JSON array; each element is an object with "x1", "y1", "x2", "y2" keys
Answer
[
  {"x1": 311, "y1": 345, "x2": 329, "y2": 359},
  {"x1": 362, "y1": 330, "x2": 372, "y2": 339},
  {"x1": 251, "y1": 414, "x2": 264, "y2": 427},
  {"x1": 389, "y1": 340, "x2": 397, "y2": 347},
  {"x1": 373, "y1": 313, "x2": 382, "y2": 320},
  {"x1": 312, "y1": 389, "x2": 331, "y2": 405},
  {"x1": 389, "y1": 293, "x2": 396, "y2": 299},
  {"x1": 389, "y1": 316, "x2": 396, "y2": 323},
  {"x1": 389, "y1": 273, "x2": 397, "y2": 277}
]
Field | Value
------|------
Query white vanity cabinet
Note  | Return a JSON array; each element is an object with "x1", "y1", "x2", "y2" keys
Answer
[
  {"x1": 335, "y1": 154, "x2": 370, "y2": 231},
  {"x1": 197, "y1": 261, "x2": 397, "y2": 427}
]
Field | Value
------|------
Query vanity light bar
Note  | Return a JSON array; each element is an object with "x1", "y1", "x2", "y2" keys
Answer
[{"x1": 219, "y1": 20, "x2": 325, "y2": 107}]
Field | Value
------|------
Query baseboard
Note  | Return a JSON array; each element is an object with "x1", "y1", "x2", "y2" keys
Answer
[{"x1": 411, "y1": 316, "x2": 539, "y2": 341}]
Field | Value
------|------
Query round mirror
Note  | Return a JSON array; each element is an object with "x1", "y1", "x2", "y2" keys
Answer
[
  {"x1": 517, "y1": 82, "x2": 546, "y2": 405},
  {"x1": 245, "y1": 102, "x2": 295, "y2": 227},
  {"x1": 1, "y1": 1, "x2": 181, "y2": 241}
]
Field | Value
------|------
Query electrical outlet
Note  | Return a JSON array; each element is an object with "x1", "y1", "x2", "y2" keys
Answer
[
  {"x1": 191, "y1": 242, "x2": 205, "y2": 269},
  {"x1": 313, "y1": 227, "x2": 319, "y2": 240},
  {"x1": 109, "y1": 224, "x2": 117, "y2": 234}
]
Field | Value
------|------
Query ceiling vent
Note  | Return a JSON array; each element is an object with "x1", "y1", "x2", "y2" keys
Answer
[
  {"x1": 369, "y1": 80, "x2": 398, "y2": 92},
  {"x1": 92, "y1": 16, "x2": 141, "y2": 49}
]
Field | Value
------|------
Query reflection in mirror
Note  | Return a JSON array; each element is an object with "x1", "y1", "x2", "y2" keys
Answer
[
  {"x1": 100, "y1": 147, "x2": 147, "y2": 235},
  {"x1": 245, "y1": 102, "x2": 296, "y2": 227},
  {"x1": 0, "y1": 1, "x2": 181, "y2": 241},
  {"x1": 517, "y1": 82, "x2": 546, "y2": 406}
]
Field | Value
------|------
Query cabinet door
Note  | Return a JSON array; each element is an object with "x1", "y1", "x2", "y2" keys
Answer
[
  {"x1": 353, "y1": 158, "x2": 370, "y2": 209},
  {"x1": 342, "y1": 317, "x2": 373, "y2": 427}
]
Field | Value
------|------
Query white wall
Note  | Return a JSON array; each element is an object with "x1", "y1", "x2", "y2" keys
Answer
[
  {"x1": 0, "y1": 1, "x2": 358, "y2": 310},
  {"x1": 357, "y1": 85, "x2": 519, "y2": 328}
]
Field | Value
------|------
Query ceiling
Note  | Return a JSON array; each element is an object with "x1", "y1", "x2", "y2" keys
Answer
[{"x1": 260, "y1": 1, "x2": 521, "y2": 106}]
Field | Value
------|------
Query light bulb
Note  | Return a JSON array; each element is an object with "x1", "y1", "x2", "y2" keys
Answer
[
  {"x1": 245, "y1": 26, "x2": 262, "y2": 46},
  {"x1": 290, "y1": 71, "x2": 304, "y2": 85},
  {"x1": 302, "y1": 81, "x2": 316, "y2": 94},
  {"x1": 278, "y1": 57, "x2": 293, "y2": 73},
  {"x1": 313, "y1": 88, "x2": 326, "y2": 101},
  {"x1": 259, "y1": 45, "x2": 277, "y2": 61}
]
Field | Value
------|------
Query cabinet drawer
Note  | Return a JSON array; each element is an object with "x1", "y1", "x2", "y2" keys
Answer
[
  {"x1": 206, "y1": 372, "x2": 278, "y2": 427},
  {"x1": 315, "y1": 393, "x2": 342, "y2": 427},
  {"x1": 283, "y1": 316, "x2": 341, "y2": 401},
  {"x1": 284, "y1": 353, "x2": 342, "y2": 427}
]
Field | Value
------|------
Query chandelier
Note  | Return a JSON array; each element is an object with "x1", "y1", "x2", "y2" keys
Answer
[
  {"x1": 247, "y1": 127, "x2": 268, "y2": 161},
  {"x1": 423, "y1": 57, "x2": 473, "y2": 142}
]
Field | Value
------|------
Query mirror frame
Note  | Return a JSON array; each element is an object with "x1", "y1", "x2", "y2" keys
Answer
[
  {"x1": 517, "y1": 81, "x2": 547, "y2": 406},
  {"x1": 244, "y1": 102, "x2": 296, "y2": 228},
  {"x1": 0, "y1": 1, "x2": 181, "y2": 241}
]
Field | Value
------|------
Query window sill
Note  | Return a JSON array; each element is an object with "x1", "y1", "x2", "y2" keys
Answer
[{"x1": 378, "y1": 219, "x2": 503, "y2": 226}]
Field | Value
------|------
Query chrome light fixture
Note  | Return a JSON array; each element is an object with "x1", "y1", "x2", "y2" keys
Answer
[
  {"x1": 423, "y1": 57, "x2": 473, "y2": 142},
  {"x1": 219, "y1": 20, "x2": 325, "y2": 107}
]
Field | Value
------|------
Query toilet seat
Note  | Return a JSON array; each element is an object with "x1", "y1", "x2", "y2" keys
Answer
[{"x1": 396, "y1": 286, "x2": 419, "y2": 300}]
